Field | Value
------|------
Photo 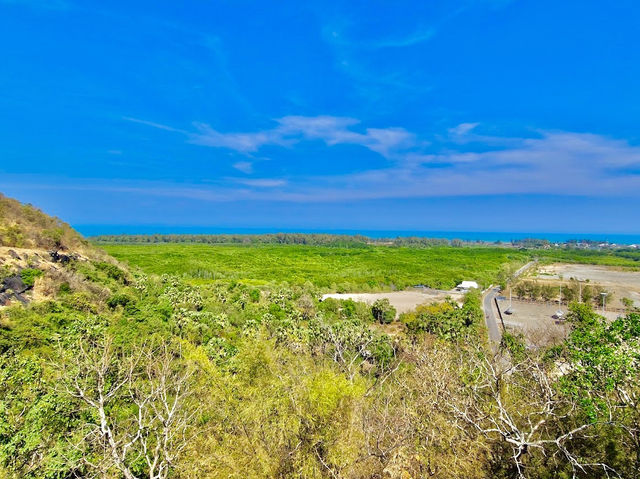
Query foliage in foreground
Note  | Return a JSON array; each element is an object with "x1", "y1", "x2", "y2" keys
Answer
[{"x1": 2, "y1": 244, "x2": 640, "y2": 479}]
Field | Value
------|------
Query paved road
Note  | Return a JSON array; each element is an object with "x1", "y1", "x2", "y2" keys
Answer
[
  {"x1": 481, "y1": 261, "x2": 537, "y2": 346},
  {"x1": 483, "y1": 287, "x2": 503, "y2": 344},
  {"x1": 513, "y1": 260, "x2": 536, "y2": 279}
]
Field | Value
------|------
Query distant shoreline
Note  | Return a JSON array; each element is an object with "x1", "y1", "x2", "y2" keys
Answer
[{"x1": 82, "y1": 228, "x2": 640, "y2": 247}]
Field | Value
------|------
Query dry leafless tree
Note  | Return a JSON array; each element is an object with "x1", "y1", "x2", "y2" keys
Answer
[
  {"x1": 449, "y1": 347, "x2": 619, "y2": 479},
  {"x1": 58, "y1": 337, "x2": 200, "y2": 479}
]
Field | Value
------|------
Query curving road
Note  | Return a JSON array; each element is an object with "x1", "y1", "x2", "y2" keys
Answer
[
  {"x1": 482, "y1": 260, "x2": 537, "y2": 346},
  {"x1": 483, "y1": 287, "x2": 503, "y2": 345}
]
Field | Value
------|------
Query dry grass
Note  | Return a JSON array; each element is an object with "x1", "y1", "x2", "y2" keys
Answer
[
  {"x1": 33, "y1": 268, "x2": 111, "y2": 304},
  {"x1": 0, "y1": 193, "x2": 90, "y2": 253}
]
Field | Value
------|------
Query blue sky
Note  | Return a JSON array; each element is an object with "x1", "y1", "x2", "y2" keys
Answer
[{"x1": 1, "y1": 0, "x2": 640, "y2": 234}]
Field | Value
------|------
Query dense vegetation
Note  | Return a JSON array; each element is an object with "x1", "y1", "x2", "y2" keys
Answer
[
  {"x1": 2, "y1": 254, "x2": 639, "y2": 478},
  {"x1": 91, "y1": 233, "x2": 453, "y2": 247},
  {"x1": 100, "y1": 243, "x2": 529, "y2": 291},
  {"x1": 2, "y1": 195, "x2": 640, "y2": 478},
  {"x1": 537, "y1": 248, "x2": 640, "y2": 268}
]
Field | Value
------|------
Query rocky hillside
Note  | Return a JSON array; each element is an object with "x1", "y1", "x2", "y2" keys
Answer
[
  {"x1": 0, "y1": 193, "x2": 126, "y2": 307},
  {"x1": 0, "y1": 193, "x2": 90, "y2": 252}
]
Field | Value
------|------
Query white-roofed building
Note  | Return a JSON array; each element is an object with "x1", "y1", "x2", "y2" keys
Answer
[{"x1": 456, "y1": 281, "x2": 479, "y2": 291}]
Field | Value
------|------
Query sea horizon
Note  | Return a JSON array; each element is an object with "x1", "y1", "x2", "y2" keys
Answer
[{"x1": 75, "y1": 224, "x2": 640, "y2": 245}]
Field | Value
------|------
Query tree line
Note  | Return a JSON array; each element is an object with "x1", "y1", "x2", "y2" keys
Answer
[
  {"x1": 511, "y1": 279, "x2": 617, "y2": 306},
  {"x1": 91, "y1": 233, "x2": 461, "y2": 248}
]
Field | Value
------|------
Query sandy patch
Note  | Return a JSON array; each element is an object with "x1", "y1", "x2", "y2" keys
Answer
[
  {"x1": 531, "y1": 263, "x2": 640, "y2": 308},
  {"x1": 321, "y1": 288, "x2": 464, "y2": 316},
  {"x1": 496, "y1": 298, "x2": 622, "y2": 347},
  {"x1": 535, "y1": 263, "x2": 640, "y2": 284}
]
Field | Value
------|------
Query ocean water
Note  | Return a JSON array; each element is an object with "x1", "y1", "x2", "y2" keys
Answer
[{"x1": 74, "y1": 224, "x2": 640, "y2": 245}]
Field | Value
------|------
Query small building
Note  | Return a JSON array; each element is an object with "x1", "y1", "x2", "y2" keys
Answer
[{"x1": 456, "y1": 281, "x2": 479, "y2": 291}]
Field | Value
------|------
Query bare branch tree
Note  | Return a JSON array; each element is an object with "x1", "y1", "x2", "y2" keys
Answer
[
  {"x1": 449, "y1": 347, "x2": 619, "y2": 479},
  {"x1": 58, "y1": 337, "x2": 199, "y2": 479}
]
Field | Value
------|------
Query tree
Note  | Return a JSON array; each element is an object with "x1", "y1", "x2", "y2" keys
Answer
[
  {"x1": 58, "y1": 337, "x2": 200, "y2": 479},
  {"x1": 540, "y1": 284, "x2": 555, "y2": 302},
  {"x1": 559, "y1": 305, "x2": 640, "y2": 474},
  {"x1": 372, "y1": 298, "x2": 396, "y2": 324},
  {"x1": 402, "y1": 293, "x2": 481, "y2": 340},
  {"x1": 496, "y1": 262, "x2": 519, "y2": 290},
  {"x1": 450, "y1": 345, "x2": 618, "y2": 478},
  {"x1": 529, "y1": 282, "x2": 542, "y2": 300},
  {"x1": 581, "y1": 284, "x2": 594, "y2": 304},
  {"x1": 514, "y1": 282, "x2": 528, "y2": 298},
  {"x1": 311, "y1": 317, "x2": 395, "y2": 379},
  {"x1": 41, "y1": 227, "x2": 64, "y2": 250},
  {"x1": 562, "y1": 285, "x2": 575, "y2": 303},
  {"x1": 622, "y1": 297, "x2": 635, "y2": 310}
]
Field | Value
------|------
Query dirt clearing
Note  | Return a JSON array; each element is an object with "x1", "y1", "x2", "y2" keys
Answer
[
  {"x1": 531, "y1": 263, "x2": 640, "y2": 308},
  {"x1": 321, "y1": 288, "x2": 464, "y2": 316}
]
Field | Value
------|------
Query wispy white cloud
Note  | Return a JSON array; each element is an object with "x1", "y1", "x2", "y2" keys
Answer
[
  {"x1": 368, "y1": 27, "x2": 437, "y2": 49},
  {"x1": 233, "y1": 178, "x2": 287, "y2": 188},
  {"x1": 320, "y1": 23, "x2": 433, "y2": 100},
  {"x1": 305, "y1": 130, "x2": 640, "y2": 201},
  {"x1": 448, "y1": 122, "x2": 479, "y2": 137},
  {"x1": 7, "y1": 128, "x2": 640, "y2": 204},
  {"x1": 232, "y1": 161, "x2": 253, "y2": 174},
  {"x1": 325, "y1": 23, "x2": 437, "y2": 50},
  {"x1": 124, "y1": 113, "x2": 640, "y2": 201},
  {"x1": 132, "y1": 114, "x2": 415, "y2": 159},
  {"x1": 123, "y1": 117, "x2": 187, "y2": 134},
  {"x1": 275, "y1": 115, "x2": 415, "y2": 157},
  {"x1": 188, "y1": 122, "x2": 288, "y2": 153}
]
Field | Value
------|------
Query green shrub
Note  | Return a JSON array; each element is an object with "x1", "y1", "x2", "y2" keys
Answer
[
  {"x1": 0, "y1": 265, "x2": 12, "y2": 282},
  {"x1": 402, "y1": 292, "x2": 481, "y2": 339},
  {"x1": 58, "y1": 282, "x2": 71, "y2": 294},
  {"x1": 20, "y1": 268, "x2": 43, "y2": 288},
  {"x1": 94, "y1": 261, "x2": 128, "y2": 283},
  {"x1": 61, "y1": 292, "x2": 97, "y2": 313},
  {"x1": 40, "y1": 228, "x2": 65, "y2": 249},
  {"x1": 371, "y1": 298, "x2": 396, "y2": 324},
  {"x1": 1, "y1": 225, "x2": 25, "y2": 247},
  {"x1": 107, "y1": 293, "x2": 134, "y2": 309},
  {"x1": 100, "y1": 244, "x2": 534, "y2": 291},
  {"x1": 249, "y1": 288, "x2": 260, "y2": 302}
]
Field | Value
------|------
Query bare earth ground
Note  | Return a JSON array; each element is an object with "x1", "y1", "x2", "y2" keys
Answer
[
  {"x1": 321, "y1": 288, "x2": 464, "y2": 317},
  {"x1": 532, "y1": 263, "x2": 640, "y2": 308},
  {"x1": 0, "y1": 246, "x2": 53, "y2": 269},
  {"x1": 497, "y1": 298, "x2": 571, "y2": 346},
  {"x1": 497, "y1": 298, "x2": 623, "y2": 347}
]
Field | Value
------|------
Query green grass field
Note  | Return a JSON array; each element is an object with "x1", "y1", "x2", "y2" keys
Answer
[
  {"x1": 101, "y1": 243, "x2": 530, "y2": 291},
  {"x1": 100, "y1": 243, "x2": 640, "y2": 292},
  {"x1": 537, "y1": 248, "x2": 640, "y2": 268}
]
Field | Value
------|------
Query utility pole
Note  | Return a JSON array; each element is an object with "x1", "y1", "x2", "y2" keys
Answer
[
  {"x1": 509, "y1": 286, "x2": 512, "y2": 309},
  {"x1": 559, "y1": 283, "x2": 562, "y2": 307},
  {"x1": 578, "y1": 280, "x2": 582, "y2": 303},
  {"x1": 601, "y1": 292, "x2": 607, "y2": 314}
]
